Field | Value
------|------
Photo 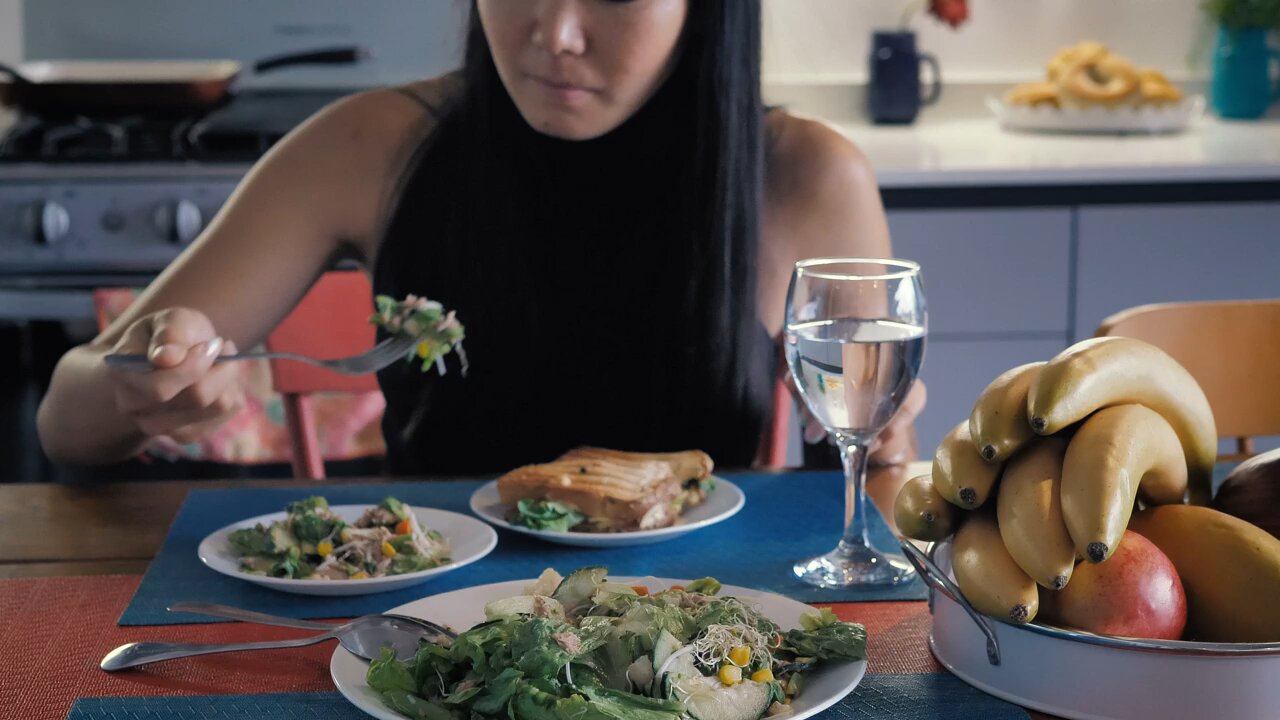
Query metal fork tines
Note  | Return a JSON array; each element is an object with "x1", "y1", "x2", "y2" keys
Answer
[{"x1": 103, "y1": 334, "x2": 418, "y2": 375}]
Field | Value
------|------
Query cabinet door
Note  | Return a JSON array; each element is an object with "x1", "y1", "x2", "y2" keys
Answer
[
  {"x1": 1075, "y1": 202, "x2": 1280, "y2": 339},
  {"x1": 888, "y1": 209, "x2": 1073, "y2": 336},
  {"x1": 914, "y1": 339, "x2": 1067, "y2": 457}
]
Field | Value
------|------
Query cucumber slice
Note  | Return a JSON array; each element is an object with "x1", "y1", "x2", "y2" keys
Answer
[
  {"x1": 676, "y1": 676, "x2": 773, "y2": 720},
  {"x1": 552, "y1": 566, "x2": 607, "y2": 614},
  {"x1": 483, "y1": 594, "x2": 566, "y2": 621},
  {"x1": 650, "y1": 629, "x2": 682, "y2": 673}
]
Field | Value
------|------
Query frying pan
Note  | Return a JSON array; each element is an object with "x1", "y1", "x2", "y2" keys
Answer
[{"x1": 0, "y1": 47, "x2": 367, "y2": 117}]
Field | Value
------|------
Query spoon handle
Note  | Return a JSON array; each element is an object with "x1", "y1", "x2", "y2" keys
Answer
[
  {"x1": 168, "y1": 601, "x2": 338, "y2": 630},
  {"x1": 100, "y1": 632, "x2": 337, "y2": 671}
]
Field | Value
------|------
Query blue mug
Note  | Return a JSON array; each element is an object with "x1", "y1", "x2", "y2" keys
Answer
[
  {"x1": 1211, "y1": 25, "x2": 1280, "y2": 120},
  {"x1": 867, "y1": 31, "x2": 942, "y2": 124}
]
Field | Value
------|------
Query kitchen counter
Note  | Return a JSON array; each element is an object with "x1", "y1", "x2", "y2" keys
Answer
[{"x1": 767, "y1": 83, "x2": 1280, "y2": 190}]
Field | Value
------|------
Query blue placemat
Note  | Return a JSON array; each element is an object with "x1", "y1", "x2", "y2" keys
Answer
[
  {"x1": 66, "y1": 675, "x2": 1029, "y2": 719},
  {"x1": 119, "y1": 471, "x2": 927, "y2": 626}
]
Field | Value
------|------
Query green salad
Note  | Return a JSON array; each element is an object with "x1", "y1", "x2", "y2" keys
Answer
[
  {"x1": 366, "y1": 566, "x2": 866, "y2": 720},
  {"x1": 371, "y1": 294, "x2": 467, "y2": 374},
  {"x1": 228, "y1": 496, "x2": 450, "y2": 580}
]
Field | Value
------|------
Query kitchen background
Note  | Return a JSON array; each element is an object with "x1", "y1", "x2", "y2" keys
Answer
[{"x1": 1, "y1": 1, "x2": 1277, "y2": 481}]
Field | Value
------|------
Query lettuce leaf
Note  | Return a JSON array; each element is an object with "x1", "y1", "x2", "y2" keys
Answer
[{"x1": 514, "y1": 499, "x2": 586, "y2": 532}]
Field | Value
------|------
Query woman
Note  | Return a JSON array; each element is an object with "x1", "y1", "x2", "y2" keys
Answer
[{"x1": 38, "y1": 0, "x2": 924, "y2": 474}]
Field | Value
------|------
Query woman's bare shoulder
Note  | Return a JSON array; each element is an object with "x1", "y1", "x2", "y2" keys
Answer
[
  {"x1": 765, "y1": 110, "x2": 877, "y2": 210},
  {"x1": 259, "y1": 75, "x2": 459, "y2": 253},
  {"x1": 763, "y1": 109, "x2": 890, "y2": 259}
]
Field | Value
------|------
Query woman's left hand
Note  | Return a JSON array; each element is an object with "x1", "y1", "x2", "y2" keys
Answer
[
  {"x1": 869, "y1": 381, "x2": 926, "y2": 466},
  {"x1": 801, "y1": 380, "x2": 927, "y2": 467}
]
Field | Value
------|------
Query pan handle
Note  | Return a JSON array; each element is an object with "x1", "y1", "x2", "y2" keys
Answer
[
  {"x1": 899, "y1": 539, "x2": 1002, "y2": 666},
  {"x1": 0, "y1": 63, "x2": 33, "y2": 88},
  {"x1": 252, "y1": 47, "x2": 371, "y2": 74}
]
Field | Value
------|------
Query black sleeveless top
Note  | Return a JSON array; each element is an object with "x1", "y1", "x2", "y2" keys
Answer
[{"x1": 373, "y1": 80, "x2": 775, "y2": 476}]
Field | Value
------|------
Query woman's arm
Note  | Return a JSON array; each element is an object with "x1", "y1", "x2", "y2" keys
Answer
[
  {"x1": 764, "y1": 112, "x2": 926, "y2": 465},
  {"x1": 38, "y1": 88, "x2": 436, "y2": 464}
]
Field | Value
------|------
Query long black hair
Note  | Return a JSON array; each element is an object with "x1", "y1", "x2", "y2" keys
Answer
[
  {"x1": 375, "y1": 0, "x2": 772, "y2": 470},
  {"x1": 458, "y1": 0, "x2": 765, "y2": 389}
]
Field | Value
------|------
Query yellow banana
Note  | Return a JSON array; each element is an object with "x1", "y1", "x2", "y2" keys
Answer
[
  {"x1": 932, "y1": 421, "x2": 1001, "y2": 509},
  {"x1": 996, "y1": 436, "x2": 1076, "y2": 589},
  {"x1": 1061, "y1": 404, "x2": 1188, "y2": 563},
  {"x1": 1027, "y1": 336, "x2": 1216, "y2": 504},
  {"x1": 893, "y1": 474, "x2": 959, "y2": 542},
  {"x1": 969, "y1": 362, "x2": 1044, "y2": 463},
  {"x1": 952, "y1": 509, "x2": 1039, "y2": 624},
  {"x1": 1130, "y1": 504, "x2": 1280, "y2": 643}
]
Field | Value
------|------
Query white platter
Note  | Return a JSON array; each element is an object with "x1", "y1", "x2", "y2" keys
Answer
[
  {"x1": 198, "y1": 505, "x2": 497, "y2": 596},
  {"x1": 469, "y1": 478, "x2": 744, "y2": 547},
  {"x1": 986, "y1": 95, "x2": 1205, "y2": 135},
  {"x1": 331, "y1": 576, "x2": 868, "y2": 720}
]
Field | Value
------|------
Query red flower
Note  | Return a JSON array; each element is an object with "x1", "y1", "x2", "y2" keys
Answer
[{"x1": 929, "y1": 0, "x2": 969, "y2": 29}]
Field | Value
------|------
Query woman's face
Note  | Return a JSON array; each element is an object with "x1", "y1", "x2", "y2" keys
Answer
[{"x1": 477, "y1": 0, "x2": 689, "y2": 140}]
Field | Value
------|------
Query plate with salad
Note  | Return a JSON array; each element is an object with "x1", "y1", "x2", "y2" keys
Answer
[
  {"x1": 198, "y1": 496, "x2": 497, "y2": 596},
  {"x1": 331, "y1": 565, "x2": 868, "y2": 720}
]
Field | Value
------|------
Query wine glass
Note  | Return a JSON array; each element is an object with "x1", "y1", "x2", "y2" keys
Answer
[{"x1": 784, "y1": 258, "x2": 927, "y2": 587}]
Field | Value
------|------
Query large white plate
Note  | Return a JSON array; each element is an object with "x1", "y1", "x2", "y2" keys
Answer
[
  {"x1": 469, "y1": 478, "x2": 744, "y2": 547},
  {"x1": 331, "y1": 576, "x2": 869, "y2": 720},
  {"x1": 197, "y1": 505, "x2": 497, "y2": 596}
]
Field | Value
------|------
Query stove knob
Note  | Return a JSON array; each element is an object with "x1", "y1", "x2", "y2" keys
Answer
[
  {"x1": 155, "y1": 200, "x2": 204, "y2": 245},
  {"x1": 27, "y1": 201, "x2": 71, "y2": 245}
]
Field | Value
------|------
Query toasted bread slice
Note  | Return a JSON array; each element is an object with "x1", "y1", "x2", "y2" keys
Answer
[{"x1": 497, "y1": 447, "x2": 714, "y2": 531}]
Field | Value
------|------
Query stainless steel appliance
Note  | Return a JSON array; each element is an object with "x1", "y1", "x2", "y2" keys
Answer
[{"x1": 1, "y1": 1, "x2": 465, "y2": 321}]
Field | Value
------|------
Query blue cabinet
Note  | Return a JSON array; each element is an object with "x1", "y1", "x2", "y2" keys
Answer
[{"x1": 1074, "y1": 202, "x2": 1280, "y2": 340}]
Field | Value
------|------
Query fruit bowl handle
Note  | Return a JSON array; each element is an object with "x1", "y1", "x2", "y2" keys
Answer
[{"x1": 900, "y1": 539, "x2": 1002, "y2": 666}]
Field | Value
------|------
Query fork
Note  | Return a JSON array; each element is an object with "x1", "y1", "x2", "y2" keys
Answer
[
  {"x1": 167, "y1": 601, "x2": 457, "y2": 640},
  {"x1": 102, "y1": 334, "x2": 419, "y2": 376}
]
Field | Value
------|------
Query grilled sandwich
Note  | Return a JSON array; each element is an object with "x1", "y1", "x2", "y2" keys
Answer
[{"x1": 496, "y1": 447, "x2": 715, "y2": 532}]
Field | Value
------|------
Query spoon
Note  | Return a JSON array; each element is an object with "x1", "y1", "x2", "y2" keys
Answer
[{"x1": 101, "y1": 611, "x2": 452, "y2": 672}]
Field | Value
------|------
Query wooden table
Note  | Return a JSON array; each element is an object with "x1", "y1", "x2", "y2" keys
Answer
[
  {"x1": 0, "y1": 463, "x2": 928, "y2": 578},
  {"x1": 0, "y1": 462, "x2": 1050, "y2": 720}
]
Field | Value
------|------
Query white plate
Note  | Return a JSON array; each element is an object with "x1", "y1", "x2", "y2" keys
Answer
[
  {"x1": 197, "y1": 505, "x2": 497, "y2": 596},
  {"x1": 986, "y1": 94, "x2": 1205, "y2": 135},
  {"x1": 468, "y1": 478, "x2": 744, "y2": 547},
  {"x1": 331, "y1": 576, "x2": 869, "y2": 720}
]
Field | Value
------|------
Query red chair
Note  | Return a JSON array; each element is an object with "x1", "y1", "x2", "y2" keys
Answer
[{"x1": 265, "y1": 271, "x2": 381, "y2": 479}]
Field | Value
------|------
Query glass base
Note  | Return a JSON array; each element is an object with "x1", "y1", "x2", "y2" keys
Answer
[{"x1": 793, "y1": 541, "x2": 916, "y2": 588}]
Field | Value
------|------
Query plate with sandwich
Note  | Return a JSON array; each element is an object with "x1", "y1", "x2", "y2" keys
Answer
[{"x1": 469, "y1": 447, "x2": 744, "y2": 547}]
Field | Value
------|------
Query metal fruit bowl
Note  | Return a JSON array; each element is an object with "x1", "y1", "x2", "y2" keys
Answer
[{"x1": 902, "y1": 539, "x2": 1280, "y2": 720}]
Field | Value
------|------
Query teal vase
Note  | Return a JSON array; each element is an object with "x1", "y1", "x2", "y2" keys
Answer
[{"x1": 1211, "y1": 25, "x2": 1280, "y2": 119}]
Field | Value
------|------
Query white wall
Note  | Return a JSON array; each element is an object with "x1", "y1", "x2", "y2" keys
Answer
[
  {"x1": 0, "y1": 0, "x2": 20, "y2": 63},
  {"x1": 763, "y1": 0, "x2": 1216, "y2": 84}
]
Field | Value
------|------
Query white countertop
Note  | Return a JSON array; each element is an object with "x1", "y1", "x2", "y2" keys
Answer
[
  {"x1": 769, "y1": 83, "x2": 1280, "y2": 189},
  {"x1": 5, "y1": 86, "x2": 1280, "y2": 190}
]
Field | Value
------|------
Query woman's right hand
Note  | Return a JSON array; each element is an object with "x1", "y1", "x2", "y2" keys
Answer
[{"x1": 105, "y1": 307, "x2": 244, "y2": 444}]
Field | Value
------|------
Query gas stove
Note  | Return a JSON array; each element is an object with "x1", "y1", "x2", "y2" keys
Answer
[{"x1": 0, "y1": 90, "x2": 349, "y2": 320}]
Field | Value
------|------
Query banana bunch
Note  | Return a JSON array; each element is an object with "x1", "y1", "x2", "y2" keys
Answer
[{"x1": 893, "y1": 336, "x2": 1216, "y2": 626}]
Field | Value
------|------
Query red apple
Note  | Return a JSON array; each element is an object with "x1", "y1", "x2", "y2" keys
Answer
[{"x1": 1038, "y1": 529, "x2": 1186, "y2": 640}]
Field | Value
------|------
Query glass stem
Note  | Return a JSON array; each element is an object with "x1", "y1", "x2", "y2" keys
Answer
[{"x1": 836, "y1": 434, "x2": 872, "y2": 552}]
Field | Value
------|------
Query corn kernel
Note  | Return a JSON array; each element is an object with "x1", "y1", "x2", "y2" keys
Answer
[
  {"x1": 381, "y1": 541, "x2": 397, "y2": 557},
  {"x1": 316, "y1": 541, "x2": 334, "y2": 557},
  {"x1": 351, "y1": 571, "x2": 369, "y2": 579},
  {"x1": 718, "y1": 664, "x2": 742, "y2": 686},
  {"x1": 751, "y1": 669, "x2": 774, "y2": 683},
  {"x1": 728, "y1": 645, "x2": 751, "y2": 667}
]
